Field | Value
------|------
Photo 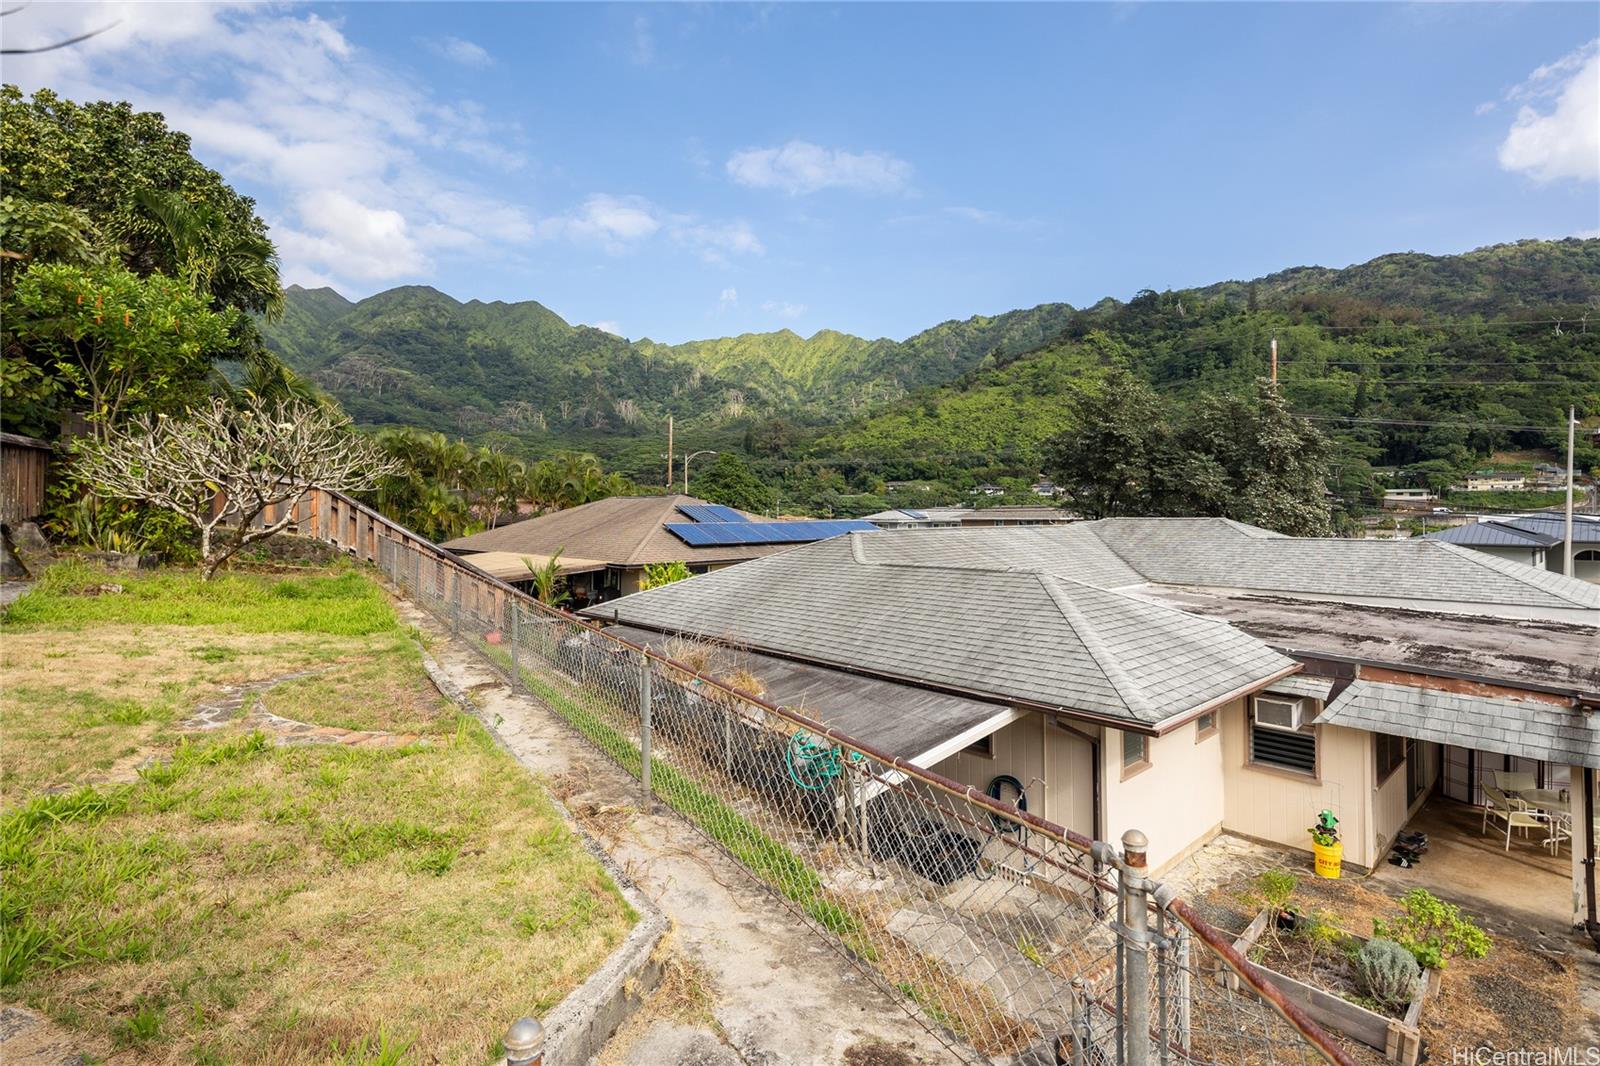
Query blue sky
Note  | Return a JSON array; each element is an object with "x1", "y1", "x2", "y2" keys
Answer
[{"x1": 7, "y1": 3, "x2": 1598, "y2": 342}]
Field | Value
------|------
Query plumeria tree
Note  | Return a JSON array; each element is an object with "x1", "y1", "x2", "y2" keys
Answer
[{"x1": 72, "y1": 395, "x2": 397, "y2": 578}]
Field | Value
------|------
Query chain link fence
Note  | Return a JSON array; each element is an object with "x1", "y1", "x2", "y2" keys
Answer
[{"x1": 292, "y1": 490, "x2": 1354, "y2": 1066}]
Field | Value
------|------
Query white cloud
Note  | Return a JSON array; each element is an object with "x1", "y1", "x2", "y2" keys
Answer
[
  {"x1": 543, "y1": 196, "x2": 762, "y2": 263},
  {"x1": 1576, "y1": 228, "x2": 1600, "y2": 239},
  {"x1": 586, "y1": 320, "x2": 623, "y2": 336},
  {"x1": 727, "y1": 140, "x2": 912, "y2": 195},
  {"x1": 761, "y1": 300, "x2": 807, "y2": 320},
  {"x1": 630, "y1": 15, "x2": 654, "y2": 66},
  {"x1": 719, "y1": 288, "x2": 739, "y2": 307},
  {"x1": 1497, "y1": 39, "x2": 1600, "y2": 183},
  {"x1": 550, "y1": 194, "x2": 663, "y2": 250},
  {"x1": 1, "y1": 3, "x2": 535, "y2": 291},
  {"x1": 436, "y1": 35, "x2": 493, "y2": 67}
]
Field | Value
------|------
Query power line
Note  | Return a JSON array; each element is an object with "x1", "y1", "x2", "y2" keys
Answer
[
  {"x1": 1293, "y1": 413, "x2": 1568, "y2": 432},
  {"x1": 1292, "y1": 377, "x2": 1593, "y2": 385}
]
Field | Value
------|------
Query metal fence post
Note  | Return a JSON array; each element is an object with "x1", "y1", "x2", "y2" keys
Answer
[
  {"x1": 451, "y1": 569, "x2": 460, "y2": 635},
  {"x1": 1120, "y1": 828, "x2": 1152, "y2": 1066},
  {"x1": 504, "y1": 1016, "x2": 544, "y2": 1066},
  {"x1": 508, "y1": 600, "x2": 521, "y2": 693},
  {"x1": 638, "y1": 651, "x2": 652, "y2": 805}
]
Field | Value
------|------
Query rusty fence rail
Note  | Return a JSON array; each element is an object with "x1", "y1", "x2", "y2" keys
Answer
[{"x1": 277, "y1": 488, "x2": 1354, "y2": 1066}]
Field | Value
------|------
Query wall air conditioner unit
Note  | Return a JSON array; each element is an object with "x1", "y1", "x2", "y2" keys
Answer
[{"x1": 1254, "y1": 696, "x2": 1305, "y2": 732}]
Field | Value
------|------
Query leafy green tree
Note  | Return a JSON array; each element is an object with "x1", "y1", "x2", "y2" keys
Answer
[
  {"x1": 7, "y1": 261, "x2": 231, "y2": 439},
  {"x1": 1043, "y1": 371, "x2": 1172, "y2": 519},
  {"x1": 0, "y1": 86, "x2": 280, "y2": 316},
  {"x1": 640, "y1": 561, "x2": 692, "y2": 590},
  {"x1": 691, "y1": 452, "x2": 772, "y2": 513},
  {"x1": 1174, "y1": 381, "x2": 1335, "y2": 536}
]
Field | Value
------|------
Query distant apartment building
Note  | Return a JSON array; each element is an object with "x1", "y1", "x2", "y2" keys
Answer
[{"x1": 1463, "y1": 472, "x2": 1527, "y2": 492}]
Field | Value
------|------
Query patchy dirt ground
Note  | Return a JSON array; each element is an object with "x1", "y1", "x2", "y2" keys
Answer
[{"x1": 1198, "y1": 864, "x2": 1584, "y2": 1064}]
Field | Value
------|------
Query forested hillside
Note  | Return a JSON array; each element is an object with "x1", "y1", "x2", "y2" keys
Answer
[
  {"x1": 800, "y1": 240, "x2": 1600, "y2": 517},
  {"x1": 261, "y1": 239, "x2": 1600, "y2": 517}
]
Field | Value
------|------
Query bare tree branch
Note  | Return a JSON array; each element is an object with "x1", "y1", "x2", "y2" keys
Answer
[{"x1": 72, "y1": 396, "x2": 399, "y2": 579}]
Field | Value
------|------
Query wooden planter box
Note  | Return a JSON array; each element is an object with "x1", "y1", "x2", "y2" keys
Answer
[{"x1": 1229, "y1": 907, "x2": 1438, "y2": 1065}]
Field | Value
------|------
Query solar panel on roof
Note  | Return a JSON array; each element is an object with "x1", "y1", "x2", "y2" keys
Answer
[
  {"x1": 676, "y1": 504, "x2": 749, "y2": 524},
  {"x1": 665, "y1": 520, "x2": 876, "y2": 547}
]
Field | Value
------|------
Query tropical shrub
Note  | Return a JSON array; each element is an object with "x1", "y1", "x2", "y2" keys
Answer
[{"x1": 1372, "y1": 889, "x2": 1490, "y2": 970}]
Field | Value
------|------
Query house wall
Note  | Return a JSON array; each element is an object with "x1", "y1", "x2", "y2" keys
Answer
[
  {"x1": 930, "y1": 713, "x2": 1048, "y2": 822},
  {"x1": 1101, "y1": 706, "x2": 1231, "y2": 876},
  {"x1": 1219, "y1": 700, "x2": 1377, "y2": 869},
  {"x1": 1371, "y1": 741, "x2": 1441, "y2": 858},
  {"x1": 1456, "y1": 543, "x2": 1545, "y2": 570}
]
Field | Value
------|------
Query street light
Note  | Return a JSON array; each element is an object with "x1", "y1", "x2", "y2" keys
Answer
[{"x1": 682, "y1": 450, "x2": 717, "y2": 494}]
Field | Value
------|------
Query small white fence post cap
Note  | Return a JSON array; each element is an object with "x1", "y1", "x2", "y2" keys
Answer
[
  {"x1": 1121, "y1": 828, "x2": 1148, "y2": 853},
  {"x1": 504, "y1": 1017, "x2": 545, "y2": 1063}
]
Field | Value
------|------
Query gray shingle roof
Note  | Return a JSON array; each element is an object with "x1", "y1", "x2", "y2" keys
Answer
[
  {"x1": 1264, "y1": 675, "x2": 1336, "y2": 702},
  {"x1": 1315, "y1": 680, "x2": 1600, "y2": 769},
  {"x1": 1079, "y1": 519, "x2": 1600, "y2": 610},
  {"x1": 586, "y1": 534, "x2": 1297, "y2": 728}
]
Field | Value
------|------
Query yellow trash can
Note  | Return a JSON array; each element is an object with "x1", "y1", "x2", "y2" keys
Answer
[{"x1": 1312, "y1": 839, "x2": 1343, "y2": 879}]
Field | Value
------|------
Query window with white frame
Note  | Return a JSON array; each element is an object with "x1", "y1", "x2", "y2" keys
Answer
[{"x1": 1250, "y1": 695, "x2": 1316, "y2": 775}]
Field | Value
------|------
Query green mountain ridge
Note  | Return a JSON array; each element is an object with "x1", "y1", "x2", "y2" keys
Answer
[
  {"x1": 261, "y1": 238, "x2": 1600, "y2": 494},
  {"x1": 804, "y1": 238, "x2": 1600, "y2": 512}
]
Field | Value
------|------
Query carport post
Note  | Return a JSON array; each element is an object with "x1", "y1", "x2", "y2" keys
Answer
[
  {"x1": 1119, "y1": 829, "x2": 1152, "y2": 1066},
  {"x1": 638, "y1": 651, "x2": 652, "y2": 804}
]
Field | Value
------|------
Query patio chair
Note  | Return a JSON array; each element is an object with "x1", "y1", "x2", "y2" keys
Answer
[
  {"x1": 1493, "y1": 770, "x2": 1536, "y2": 796},
  {"x1": 1482, "y1": 785, "x2": 1544, "y2": 851},
  {"x1": 1544, "y1": 811, "x2": 1572, "y2": 856}
]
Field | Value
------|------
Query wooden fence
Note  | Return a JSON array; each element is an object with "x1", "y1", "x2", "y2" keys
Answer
[{"x1": 0, "y1": 432, "x2": 53, "y2": 528}]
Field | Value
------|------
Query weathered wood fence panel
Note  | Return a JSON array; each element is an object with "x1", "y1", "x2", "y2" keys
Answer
[{"x1": 0, "y1": 432, "x2": 53, "y2": 527}]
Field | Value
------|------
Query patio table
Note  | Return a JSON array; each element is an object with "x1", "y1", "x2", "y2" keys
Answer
[{"x1": 1519, "y1": 788, "x2": 1569, "y2": 814}]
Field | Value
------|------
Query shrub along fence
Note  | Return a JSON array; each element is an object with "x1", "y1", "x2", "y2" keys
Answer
[{"x1": 278, "y1": 488, "x2": 1354, "y2": 1066}]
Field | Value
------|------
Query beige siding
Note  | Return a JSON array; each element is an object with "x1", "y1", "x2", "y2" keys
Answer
[
  {"x1": 931, "y1": 714, "x2": 1048, "y2": 824},
  {"x1": 1220, "y1": 700, "x2": 1376, "y2": 868},
  {"x1": 1372, "y1": 742, "x2": 1440, "y2": 857},
  {"x1": 1102, "y1": 706, "x2": 1230, "y2": 875}
]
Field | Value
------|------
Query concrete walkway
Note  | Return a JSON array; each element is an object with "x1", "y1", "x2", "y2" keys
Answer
[{"x1": 398, "y1": 601, "x2": 953, "y2": 1066}]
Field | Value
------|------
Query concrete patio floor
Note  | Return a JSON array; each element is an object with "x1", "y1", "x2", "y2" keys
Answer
[{"x1": 1370, "y1": 797, "x2": 1569, "y2": 938}]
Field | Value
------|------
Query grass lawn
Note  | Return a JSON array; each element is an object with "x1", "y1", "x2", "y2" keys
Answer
[{"x1": 1, "y1": 561, "x2": 635, "y2": 1064}]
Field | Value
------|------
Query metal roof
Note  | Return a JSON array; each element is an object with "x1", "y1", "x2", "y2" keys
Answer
[
  {"x1": 1421, "y1": 522, "x2": 1560, "y2": 549},
  {"x1": 1314, "y1": 680, "x2": 1600, "y2": 769},
  {"x1": 453, "y1": 550, "x2": 608, "y2": 582},
  {"x1": 585, "y1": 534, "x2": 1298, "y2": 729}
]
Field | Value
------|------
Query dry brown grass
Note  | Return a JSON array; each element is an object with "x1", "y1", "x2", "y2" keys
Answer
[
  {"x1": 1, "y1": 567, "x2": 635, "y2": 1065},
  {"x1": 594, "y1": 938, "x2": 720, "y2": 1066}
]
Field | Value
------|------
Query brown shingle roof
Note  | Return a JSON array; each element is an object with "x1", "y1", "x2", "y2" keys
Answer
[{"x1": 442, "y1": 495, "x2": 787, "y2": 566}]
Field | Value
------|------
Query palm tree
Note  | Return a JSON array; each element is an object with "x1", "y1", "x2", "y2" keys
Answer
[
  {"x1": 134, "y1": 188, "x2": 284, "y2": 318},
  {"x1": 523, "y1": 548, "x2": 570, "y2": 607}
]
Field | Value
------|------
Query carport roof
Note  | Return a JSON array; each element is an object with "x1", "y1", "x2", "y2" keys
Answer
[
  {"x1": 603, "y1": 624, "x2": 1018, "y2": 765},
  {"x1": 1314, "y1": 680, "x2": 1600, "y2": 769}
]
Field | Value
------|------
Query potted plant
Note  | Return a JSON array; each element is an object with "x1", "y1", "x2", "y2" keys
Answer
[{"x1": 1308, "y1": 809, "x2": 1342, "y2": 879}]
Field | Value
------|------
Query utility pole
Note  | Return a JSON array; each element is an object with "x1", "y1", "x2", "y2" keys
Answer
[
  {"x1": 665, "y1": 415, "x2": 674, "y2": 493},
  {"x1": 1565, "y1": 405, "x2": 1577, "y2": 577},
  {"x1": 1270, "y1": 335, "x2": 1278, "y2": 384}
]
